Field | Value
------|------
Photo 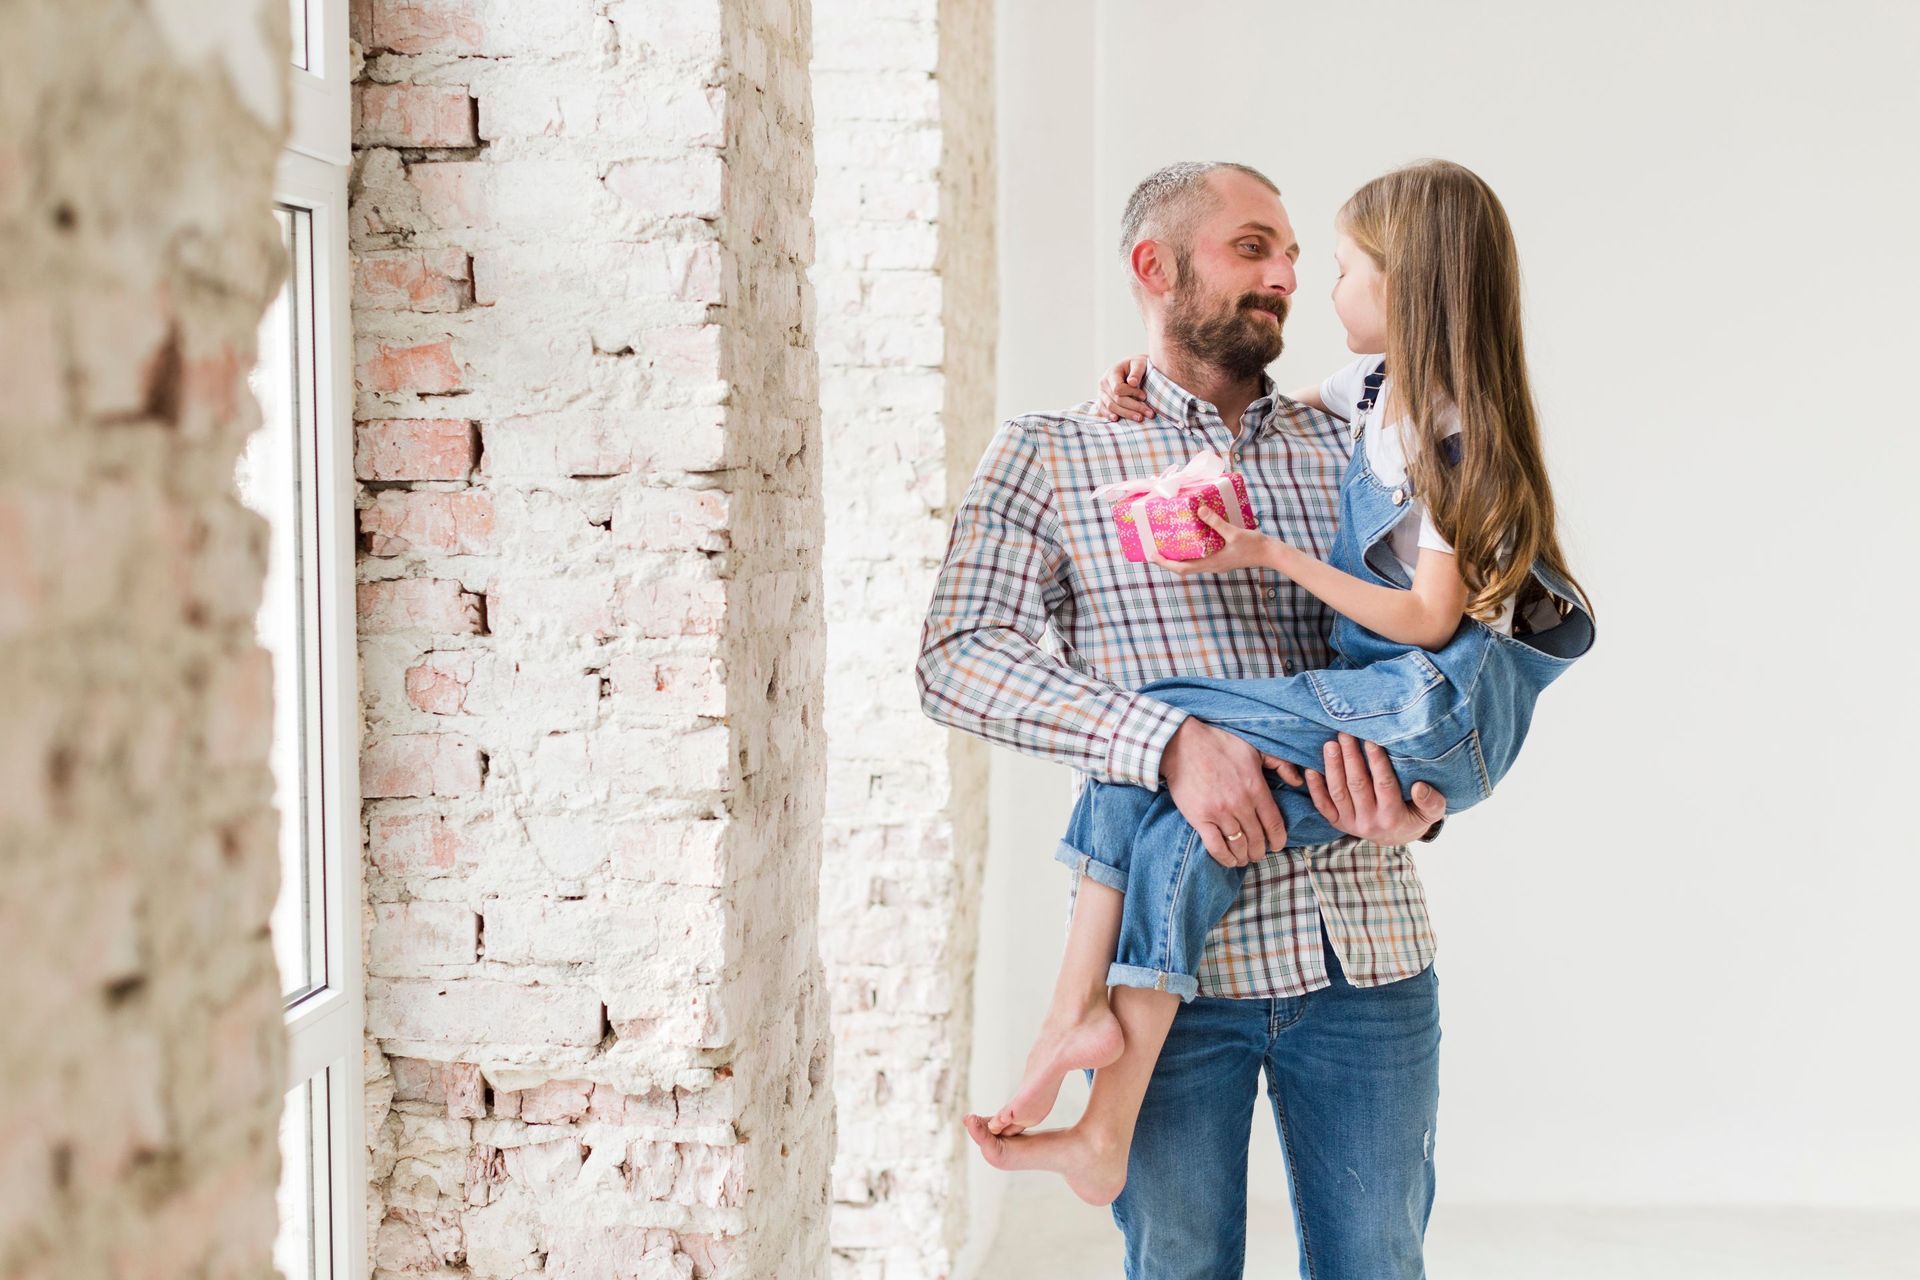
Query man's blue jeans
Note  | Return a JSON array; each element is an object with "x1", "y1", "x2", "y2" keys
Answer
[{"x1": 1095, "y1": 926, "x2": 1441, "y2": 1279}]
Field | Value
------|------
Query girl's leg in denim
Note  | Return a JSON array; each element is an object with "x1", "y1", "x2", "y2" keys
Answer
[{"x1": 1140, "y1": 670, "x2": 1487, "y2": 847}]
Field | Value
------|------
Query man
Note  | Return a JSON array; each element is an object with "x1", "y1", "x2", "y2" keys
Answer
[{"x1": 916, "y1": 161, "x2": 1449, "y2": 1278}]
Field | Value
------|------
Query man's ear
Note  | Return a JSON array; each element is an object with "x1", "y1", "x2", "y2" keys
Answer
[{"x1": 1130, "y1": 239, "x2": 1175, "y2": 298}]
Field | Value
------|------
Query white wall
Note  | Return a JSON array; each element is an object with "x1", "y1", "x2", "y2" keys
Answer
[
  {"x1": 982, "y1": 0, "x2": 1920, "y2": 1215},
  {"x1": 958, "y1": 4, "x2": 1099, "y2": 1275}
]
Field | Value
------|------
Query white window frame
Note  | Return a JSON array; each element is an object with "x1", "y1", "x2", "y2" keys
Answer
[
  {"x1": 269, "y1": 0, "x2": 364, "y2": 1274},
  {"x1": 287, "y1": 0, "x2": 350, "y2": 166}
]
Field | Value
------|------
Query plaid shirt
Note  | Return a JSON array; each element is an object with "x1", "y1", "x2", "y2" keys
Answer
[{"x1": 917, "y1": 362, "x2": 1435, "y2": 996}]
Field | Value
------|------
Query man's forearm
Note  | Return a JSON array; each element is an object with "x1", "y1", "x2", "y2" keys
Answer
[{"x1": 915, "y1": 627, "x2": 1188, "y2": 789}]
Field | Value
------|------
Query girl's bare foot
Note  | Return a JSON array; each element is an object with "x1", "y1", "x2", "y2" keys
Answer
[
  {"x1": 962, "y1": 1113, "x2": 1129, "y2": 1206},
  {"x1": 988, "y1": 1002, "x2": 1124, "y2": 1136}
]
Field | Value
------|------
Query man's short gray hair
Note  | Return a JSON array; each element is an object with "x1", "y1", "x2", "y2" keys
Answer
[{"x1": 1118, "y1": 161, "x2": 1280, "y2": 278}]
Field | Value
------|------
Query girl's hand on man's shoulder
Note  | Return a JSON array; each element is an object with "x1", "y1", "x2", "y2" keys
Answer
[{"x1": 1095, "y1": 354, "x2": 1150, "y2": 421}]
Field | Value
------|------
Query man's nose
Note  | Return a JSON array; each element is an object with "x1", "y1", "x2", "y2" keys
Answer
[{"x1": 1266, "y1": 259, "x2": 1297, "y2": 297}]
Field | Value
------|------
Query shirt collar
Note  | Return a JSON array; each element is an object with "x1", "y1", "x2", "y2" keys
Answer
[{"x1": 1141, "y1": 361, "x2": 1284, "y2": 438}]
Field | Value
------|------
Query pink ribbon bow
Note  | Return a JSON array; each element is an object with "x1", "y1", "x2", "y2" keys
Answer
[{"x1": 1092, "y1": 449, "x2": 1234, "y2": 503}]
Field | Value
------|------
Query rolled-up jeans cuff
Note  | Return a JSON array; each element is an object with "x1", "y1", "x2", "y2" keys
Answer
[
  {"x1": 1106, "y1": 962, "x2": 1200, "y2": 1003},
  {"x1": 1053, "y1": 840, "x2": 1128, "y2": 892}
]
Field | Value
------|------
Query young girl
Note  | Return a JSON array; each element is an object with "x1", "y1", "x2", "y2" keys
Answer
[{"x1": 965, "y1": 160, "x2": 1595, "y2": 1203}]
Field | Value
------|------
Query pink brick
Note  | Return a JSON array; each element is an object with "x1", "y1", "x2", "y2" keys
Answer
[
  {"x1": 355, "y1": 419, "x2": 477, "y2": 481},
  {"x1": 390, "y1": 1056, "x2": 480, "y2": 1106},
  {"x1": 368, "y1": 814, "x2": 476, "y2": 878},
  {"x1": 363, "y1": 339, "x2": 463, "y2": 394},
  {"x1": 357, "y1": 579, "x2": 485, "y2": 634},
  {"x1": 405, "y1": 651, "x2": 475, "y2": 714},
  {"x1": 368, "y1": 979, "x2": 603, "y2": 1045},
  {"x1": 613, "y1": 577, "x2": 726, "y2": 638},
  {"x1": 361, "y1": 491, "x2": 494, "y2": 557},
  {"x1": 370, "y1": 901, "x2": 479, "y2": 971},
  {"x1": 587, "y1": 1083, "x2": 626, "y2": 1123},
  {"x1": 370, "y1": 0, "x2": 483, "y2": 53},
  {"x1": 357, "y1": 84, "x2": 478, "y2": 148},
  {"x1": 465, "y1": 1145, "x2": 506, "y2": 1206},
  {"x1": 444, "y1": 1062, "x2": 486, "y2": 1118},
  {"x1": 518, "y1": 1078, "x2": 591, "y2": 1124},
  {"x1": 389, "y1": 1058, "x2": 487, "y2": 1118},
  {"x1": 362, "y1": 733, "x2": 484, "y2": 798},
  {"x1": 354, "y1": 250, "x2": 472, "y2": 313},
  {"x1": 674, "y1": 1142, "x2": 746, "y2": 1208},
  {"x1": 408, "y1": 162, "x2": 491, "y2": 229}
]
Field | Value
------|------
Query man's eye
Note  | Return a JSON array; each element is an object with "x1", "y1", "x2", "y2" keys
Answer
[{"x1": 1239, "y1": 242, "x2": 1260, "y2": 254}]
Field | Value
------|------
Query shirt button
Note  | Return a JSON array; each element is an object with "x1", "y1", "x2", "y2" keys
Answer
[
  {"x1": 1264, "y1": 587, "x2": 1276, "y2": 599},
  {"x1": 1392, "y1": 487, "x2": 1407, "y2": 506},
  {"x1": 1282, "y1": 658, "x2": 1294, "y2": 674}
]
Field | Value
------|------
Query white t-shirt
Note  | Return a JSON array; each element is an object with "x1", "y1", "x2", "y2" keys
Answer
[{"x1": 1320, "y1": 356, "x2": 1517, "y2": 634}]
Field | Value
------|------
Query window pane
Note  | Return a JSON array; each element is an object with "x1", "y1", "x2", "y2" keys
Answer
[
  {"x1": 241, "y1": 206, "x2": 323, "y2": 1005},
  {"x1": 275, "y1": 1075, "x2": 317, "y2": 1280},
  {"x1": 290, "y1": 0, "x2": 309, "y2": 70}
]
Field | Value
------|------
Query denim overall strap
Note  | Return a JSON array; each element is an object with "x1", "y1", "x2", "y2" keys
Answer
[{"x1": 1351, "y1": 358, "x2": 1388, "y2": 436}]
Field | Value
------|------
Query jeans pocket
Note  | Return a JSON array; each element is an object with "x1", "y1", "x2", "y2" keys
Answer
[
  {"x1": 1397, "y1": 729, "x2": 1493, "y2": 804},
  {"x1": 1305, "y1": 650, "x2": 1446, "y2": 721}
]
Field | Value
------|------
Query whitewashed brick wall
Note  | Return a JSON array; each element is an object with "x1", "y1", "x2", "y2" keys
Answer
[
  {"x1": 0, "y1": 1, "x2": 289, "y2": 1277},
  {"x1": 813, "y1": 2, "x2": 995, "y2": 1276},
  {"x1": 351, "y1": 0, "x2": 832, "y2": 1275}
]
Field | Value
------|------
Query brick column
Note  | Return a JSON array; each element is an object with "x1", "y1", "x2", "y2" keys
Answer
[
  {"x1": 0, "y1": 2, "x2": 289, "y2": 1277},
  {"x1": 813, "y1": 2, "x2": 996, "y2": 1275},
  {"x1": 351, "y1": 0, "x2": 831, "y2": 1275}
]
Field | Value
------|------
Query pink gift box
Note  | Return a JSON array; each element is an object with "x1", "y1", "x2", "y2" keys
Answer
[{"x1": 1095, "y1": 452, "x2": 1259, "y2": 563}]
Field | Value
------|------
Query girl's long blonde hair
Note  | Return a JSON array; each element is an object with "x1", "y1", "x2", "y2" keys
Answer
[{"x1": 1339, "y1": 160, "x2": 1588, "y2": 623}]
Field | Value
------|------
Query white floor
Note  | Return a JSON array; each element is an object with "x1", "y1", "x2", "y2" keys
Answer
[{"x1": 976, "y1": 1178, "x2": 1920, "y2": 1279}]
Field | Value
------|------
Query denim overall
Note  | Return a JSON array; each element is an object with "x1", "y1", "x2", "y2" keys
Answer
[{"x1": 1055, "y1": 364, "x2": 1596, "y2": 999}]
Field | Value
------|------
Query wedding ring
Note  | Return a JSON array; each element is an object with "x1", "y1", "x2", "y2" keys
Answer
[{"x1": 1226, "y1": 830, "x2": 1246, "y2": 842}]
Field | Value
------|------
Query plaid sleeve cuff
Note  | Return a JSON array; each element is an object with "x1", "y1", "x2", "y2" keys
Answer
[{"x1": 1103, "y1": 695, "x2": 1190, "y2": 791}]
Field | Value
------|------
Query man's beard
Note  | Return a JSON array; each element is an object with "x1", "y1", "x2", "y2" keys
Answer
[{"x1": 1165, "y1": 284, "x2": 1288, "y2": 380}]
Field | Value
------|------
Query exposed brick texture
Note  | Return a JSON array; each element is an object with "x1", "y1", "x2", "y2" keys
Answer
[
  {"x1": 813, "y1": 3, "x2": 997, "y2": 1277},
  {"x1": 351, "y1": 0, "x2": 831, "y2": 1275},
  {"x1": 0, "y1": 1, "x2": 290, "y2": 1276}
]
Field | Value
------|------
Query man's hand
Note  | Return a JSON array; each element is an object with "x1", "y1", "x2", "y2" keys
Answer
[
  {"x1": 1300, "y1": 732, "x2": 1448, "y2": 846},
  {"x1": 1159, "y1": 719, "x2": 1303, "y2": 867}
]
